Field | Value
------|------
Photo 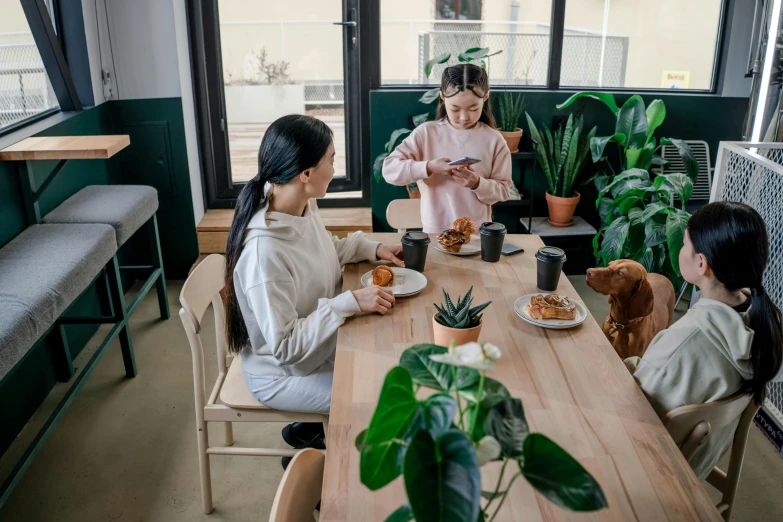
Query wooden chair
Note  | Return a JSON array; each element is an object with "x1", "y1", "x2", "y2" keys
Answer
[
  {"x1": 268, "y1": 448, "x2": 325, "y2": 522},
  {"x1": 386, "y1": 198, "x2": 422, "y2": 232},
  {"x1": 179, "y1": 254, "x2": 328, "y2": 515},
  {"x1": 664, "y1": 391, "x2": 762, "y2": 521}
]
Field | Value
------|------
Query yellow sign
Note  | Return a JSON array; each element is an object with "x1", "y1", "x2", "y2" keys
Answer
[{"x1": 661, "y1": 70, "x2": 690, "y2": 89}]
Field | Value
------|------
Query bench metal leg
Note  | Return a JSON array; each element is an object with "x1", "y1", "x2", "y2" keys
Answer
[
  {"x1": 107, "y1": 255, "x2": 137, "y2": 378},
  {"x1": 53, "y1": 324, "x2": 75, "y2": 382},
  {"x1": 147, "y1": 214, "x2": 170, "y2": 320}
]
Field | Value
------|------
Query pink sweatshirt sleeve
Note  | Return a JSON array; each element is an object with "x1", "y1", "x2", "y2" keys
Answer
[
  {"x1": 382, "y1": 129, "x2": 430, "y2": 186},
  {"x1": 472, "y1": 139, "x2": 512, "y2": 205}
]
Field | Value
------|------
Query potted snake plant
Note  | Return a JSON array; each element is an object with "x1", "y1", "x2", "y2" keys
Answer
[
  {"x1": 526, "y1": 112, "x2": 597, "y2": 226},
  {"x1": 432, "y1": 287, "x2": 491, "y2": 346},
  {"x1": 496, "y1": 92, "x2": 526, "y2": 153}
]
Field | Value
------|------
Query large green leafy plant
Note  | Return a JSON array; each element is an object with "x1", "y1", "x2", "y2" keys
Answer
[
  {"x1": 525, "y1": 112, "x2": 596, "y2": 198},
  {"x1": 373, "y1": 47, "x2": 502, "y2": 185},
  {"x1": 357, "y1": 342, "x2": 608, "y2": 521},
  {"x1": 556, "y1": 92, "x2": 698, "y2": 278}
]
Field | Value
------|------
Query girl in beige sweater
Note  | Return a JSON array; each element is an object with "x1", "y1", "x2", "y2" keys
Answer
[
  {"x1": 383, "y1": 64, "x2": 512, "y2": 233},
  {"x1": 625, "y1": 202, "x2": 782, "y2": 479}
]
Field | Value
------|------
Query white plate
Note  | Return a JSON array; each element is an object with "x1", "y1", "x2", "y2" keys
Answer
[
  {"x1": 360, "y1": 267, "x2": 428, "y2": 297},
  {"x1": 513, "y1": 293, "x2": 588, "y2": 329},
  {"x1": 432, "y1": 235, "x2": 481, "y2": 256}
]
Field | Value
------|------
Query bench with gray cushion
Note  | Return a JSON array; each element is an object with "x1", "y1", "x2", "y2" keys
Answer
[
  {"x1": 0, "y1": 222, "x2": 138, "y2": 506},
  {"x1": 42, "y1": 185, "x2": 169, "y2": 319}
]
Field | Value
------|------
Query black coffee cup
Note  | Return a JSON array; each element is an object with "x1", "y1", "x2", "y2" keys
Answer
[
  {"x1": 536, "y1": 246, "x2": 567, "y2": 291},
  {"x1": 401, "y1": 231, "x2": 431, "y2": 272},
  {"x1": 479, "y1": 222, "x2": 506, "y2": 262}
]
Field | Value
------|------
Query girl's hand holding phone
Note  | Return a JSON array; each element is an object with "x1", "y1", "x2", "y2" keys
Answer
[
  {"x1": 426, "y1": 158, "x2": 455, "y2": 177},
  {"x1": 451, "y1": 165, "x2": 481, "y2": 189}
]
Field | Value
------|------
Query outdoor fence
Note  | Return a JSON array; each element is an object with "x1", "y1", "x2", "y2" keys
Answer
[{"x1": 0, "y1": 32, "x2": 57, "y2": 129}]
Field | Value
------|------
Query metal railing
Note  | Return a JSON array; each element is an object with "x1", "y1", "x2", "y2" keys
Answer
[{"x1": 0, "y1": 33, "x2": 58, "y2": 130}]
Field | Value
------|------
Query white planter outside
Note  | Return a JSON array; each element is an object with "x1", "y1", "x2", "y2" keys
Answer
[{"x1": 224, "y1": 84, "x2": 305, "y2": 123}]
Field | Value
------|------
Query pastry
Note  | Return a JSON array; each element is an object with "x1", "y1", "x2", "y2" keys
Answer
[
  {"x1": 437, "y1": 229, "x2": 467, "y2": 252},
  {"x1": 372, "y1": 265, "x2": 396, "y2": 287},
  {"x1": 452, "y1": 217, "x2": 477, "y2": 243},
  {"x1": 527, "y1": 294, "x2": 577, "y2": 320}
]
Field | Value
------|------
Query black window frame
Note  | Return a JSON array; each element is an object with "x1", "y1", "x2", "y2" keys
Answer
[
  {"x1": 187, "y1": 0, "x2": 371, "y2": 209},
  {"x1": 0, "y1": 0, "x2": 88, "y2": 138}
]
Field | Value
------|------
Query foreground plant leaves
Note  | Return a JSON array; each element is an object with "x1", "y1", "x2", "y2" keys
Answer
[
  {"x1": 385, "y1": 504, "x2": 414, "y2": 522},
  {"x1": 520, "y1": 434, "x2": 608, "y2": 512},
  {"x1": 483, "y1": 398, "x2": 529, "y2": 457},
  {"x1": 404, "y1": 429, "x2": 481, "y2": 522},
  {"x1": 400, "y1": 344, "x2": 479, "y2": 391}
]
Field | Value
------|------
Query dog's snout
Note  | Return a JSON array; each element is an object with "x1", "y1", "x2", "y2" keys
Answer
[{"x1": 586, "y1": 269, "x2": 596, "y2": 279}]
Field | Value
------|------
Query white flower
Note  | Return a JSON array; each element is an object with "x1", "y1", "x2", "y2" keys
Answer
[
  {"x1": 429, "y1": 342, "x2": 502, "y2": 371},
  {"x1": 475, "y1": 436, "x2": 502, "y2": 465}
]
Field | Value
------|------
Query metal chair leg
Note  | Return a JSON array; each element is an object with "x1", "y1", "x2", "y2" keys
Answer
[
  {"x1": 107, "y1": 255, "x2": 137, "y2": 378},
  {"x1": 675, "y1": 281, "x2": 689, "y2": 310},
  {"x1": 147, "y1": 214, "x2": 170, "y2": 320}
]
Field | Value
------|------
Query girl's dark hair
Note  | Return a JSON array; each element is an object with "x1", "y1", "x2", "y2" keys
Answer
[
  {"x1": 688, "y1": 201, "x2": 783, "y2": 404},
  {"x1": 435, "y1": 64, "x2": 497, "y2": 128},
  {"x1": 224, "y1": 114, "x2": 333, "y2": 353}
]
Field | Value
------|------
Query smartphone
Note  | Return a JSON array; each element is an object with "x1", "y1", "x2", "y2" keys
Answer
[
  {"x1": 501, "y1": 242, "x2": 525, "y2": 256},
  {"x1": 448, "y1": 157, "x2": 481, "y2": 166}
]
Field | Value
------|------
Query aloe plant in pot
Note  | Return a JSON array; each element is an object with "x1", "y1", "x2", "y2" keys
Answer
[
  {"x1": 496, "y1": 92, "x2": 526, "y2": 153},
  {"x1": 433, "y1": 287, "x2": 491, "y2": 346},
  {"x1": 525, "y1": 112, "x2": 597, "y2": 227}
]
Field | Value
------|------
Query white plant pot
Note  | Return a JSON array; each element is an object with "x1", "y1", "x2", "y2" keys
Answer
[{"x1": 224, "y1": 84, "x2": 305, "y2": 123}]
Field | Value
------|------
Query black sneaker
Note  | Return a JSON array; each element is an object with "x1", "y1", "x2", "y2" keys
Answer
[{"x1": 281, "y1": 422, "x2": 325, "y2": 448}]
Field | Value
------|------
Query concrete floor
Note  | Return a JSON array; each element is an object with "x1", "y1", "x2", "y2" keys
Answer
[{"x1": 0, "y1": 278, "x2": 781, "y2": 521}]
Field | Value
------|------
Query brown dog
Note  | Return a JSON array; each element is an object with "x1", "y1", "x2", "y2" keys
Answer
[{"x1": 586, "y1": 260, "x2": 675, "y2": 359}]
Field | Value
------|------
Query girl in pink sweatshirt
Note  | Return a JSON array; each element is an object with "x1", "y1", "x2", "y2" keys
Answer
[{"x1": 383, "y1": 64, "x2": 512, "y2": 233}]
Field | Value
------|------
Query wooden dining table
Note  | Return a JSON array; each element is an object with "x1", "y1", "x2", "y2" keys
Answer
[{"x1": 320, "y1": 233, "x2": 721, "y2": 522}]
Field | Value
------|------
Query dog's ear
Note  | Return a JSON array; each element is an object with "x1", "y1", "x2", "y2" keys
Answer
[{"x1": 626, "y1": 278, "x2": 654, "y2": 319}]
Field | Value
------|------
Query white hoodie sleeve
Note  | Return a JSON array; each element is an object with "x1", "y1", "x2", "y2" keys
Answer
[
  {"x1": 245, "y1": 279, "x2": 361, "y2": 372},
  {"x1": 330, "y1": 231, "x2": 380, "y2": 266}
]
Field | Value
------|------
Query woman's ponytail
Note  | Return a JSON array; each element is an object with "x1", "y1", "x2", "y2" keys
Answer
[
  {"x1": 747, "y1": 286, "x2": 783, "y2": 404},
  {"x1": 222, "y1": 114, "x2": 333, "y2": 353}
]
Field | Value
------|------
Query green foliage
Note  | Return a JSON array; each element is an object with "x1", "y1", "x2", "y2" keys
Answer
[
  {"x1": 434, "y1": 286, "x2": 491, "y2": 329},
  {"x1": 497, "y1": 92, "x2": 526, "y2": 132},
  {"x1": 525, "y1": 112, "x2": 596, "y2": 198},
  {"x1": 565, "y1": 92, "x2": 697, "y2": 281},
  {"x1": 360, "y1": 346, "x2": 608, "y2": 521}
]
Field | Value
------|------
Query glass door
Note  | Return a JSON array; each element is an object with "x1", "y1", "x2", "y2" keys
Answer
[{"x1": 192, "y1": 0, "x2": 366, "y2": 207}]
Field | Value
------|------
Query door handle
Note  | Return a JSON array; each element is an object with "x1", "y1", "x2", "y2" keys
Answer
[{"x1": 333, "y1": 21, "x2": 357, "y2": 27}]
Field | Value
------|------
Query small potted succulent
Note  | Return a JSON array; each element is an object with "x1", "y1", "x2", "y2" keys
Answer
[
  {"x1": 433, "y1": 286, "x2": 491, "y2": 346},
  {"x1": 496, "y1": 92, "x2": 526, "y2": 153}
]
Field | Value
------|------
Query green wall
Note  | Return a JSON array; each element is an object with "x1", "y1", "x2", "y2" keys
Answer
[
  {"x1": 370, "y1": 90, "x2": 749, "y2": 231},
  {"x1": 0, "y1": 98, "x2": 199, "y2": 455}
]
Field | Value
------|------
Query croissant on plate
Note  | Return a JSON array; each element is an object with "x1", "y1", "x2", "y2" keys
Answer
[
  {"x1": 437, "y1": 229, "x2": 467, "y2": 252},
  {"x1": 526, "y1": 294, "x2": 577, "y2": 320},
  {"x1": 451, "y1": 217, "x2": 477, "y2": 243},
  {"x1": 372, "y1": 265, "x2": 396, "y2": 287}
]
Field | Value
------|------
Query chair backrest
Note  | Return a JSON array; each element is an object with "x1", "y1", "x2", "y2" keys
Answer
[
  {"x1": 269, "y1": 448, "x2": 325, "y2": 522},
  {"x1": 179, "y1": 255, "x2": 230, "y2": 411},
  {"x1": 386, "y1": 198, "x2": 422, "y2": 232},
  {"x1": 664, "y1": 392, "x2": 753, "y2": 461},
  {"x1": 656, "y1": 140, "x2": 712, "y2": 202}
]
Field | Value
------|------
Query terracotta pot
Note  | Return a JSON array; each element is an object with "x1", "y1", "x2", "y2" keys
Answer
[
  {"x1": 499, "y1": 128, "x2": 524, "y2": 153},
  {"x1": 432, "y1": 314, "x2": 482, "y2": 346},
  {"x1": 546, "y1": 191, "x2": 581, "y2": 227},
  {"x1": 406, "y1": 184, "x2": 421, "y2": 199}
]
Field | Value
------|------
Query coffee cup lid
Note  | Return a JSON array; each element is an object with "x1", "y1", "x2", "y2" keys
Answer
[
  {"x1": 402, "y1": 231, "x2": 431, "y2": 246},
  {"x1": 479, "y1": 222, "x2": 506, "y2": 236},
  {"x1": 536, "y1": 246, "x2": 566, "y2": 263}
]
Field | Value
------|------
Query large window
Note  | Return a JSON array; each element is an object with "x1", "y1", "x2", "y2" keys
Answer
[
  {"x1": 381, "y1": 0, "x2": 726, "y2": 92},
  {"x1": 0, "y1": 0, "x2": 59, "y2": 132}
]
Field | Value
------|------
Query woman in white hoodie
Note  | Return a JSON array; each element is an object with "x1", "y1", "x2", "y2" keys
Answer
[
  {"x1": 625, "y1": 201, "x2": 782, "y2": 480},
  {"x1": 223, "y1": 115, "x2": 404, "y2": 431}
]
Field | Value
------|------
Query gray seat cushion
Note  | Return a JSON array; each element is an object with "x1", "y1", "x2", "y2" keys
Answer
[
  {"x1": 0, "y1": 224, "x2": 117, "y2": 381},
  {"x1": 43, "y1": 185, "x2": 158, "y2": 246}
]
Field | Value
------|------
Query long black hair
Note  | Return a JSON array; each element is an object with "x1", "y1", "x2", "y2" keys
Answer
[
  {"x1": 224, "y1": 114, "x2": 333, "y2": 353},
  {"x1": 435, "y1": 64, "x2": 497, "y2": 128},
  {"x1": 688, "y1": 201, "x2": 783, "y2": 404}
]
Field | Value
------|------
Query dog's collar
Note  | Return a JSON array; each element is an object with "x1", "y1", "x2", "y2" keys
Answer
[{"x1": 607, "y1": 315, "x2": 646, "y2": 335}]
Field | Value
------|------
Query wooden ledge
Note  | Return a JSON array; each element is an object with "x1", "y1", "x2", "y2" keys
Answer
[{"x1": 197, "y1": 207, "x2": 373, "y2": 254}]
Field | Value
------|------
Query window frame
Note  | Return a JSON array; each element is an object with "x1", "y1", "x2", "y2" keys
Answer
[
  {"x1": 377, "y1": 0, "x2": 731, "y2": 95},
  {"x1": 0, "y1": 0, "x2": 85, "y2": 138}
]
